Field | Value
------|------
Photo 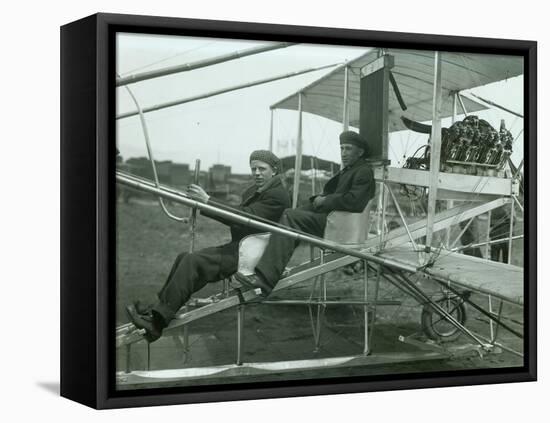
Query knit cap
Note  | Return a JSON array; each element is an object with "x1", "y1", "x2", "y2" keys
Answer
[{"x1": 249, "y1": 150, "x2": 280, "y2": 171}]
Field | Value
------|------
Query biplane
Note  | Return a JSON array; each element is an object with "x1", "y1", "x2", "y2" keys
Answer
[{"x1": 114, "y1": 38, "x2": 525, "y2": 388}]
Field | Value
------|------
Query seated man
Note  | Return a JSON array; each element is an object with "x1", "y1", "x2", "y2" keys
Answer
[
  {"x1": 236, "y1": 130, "x2": 375, "y2": 294},
  {"x1": 126, "y1": 150, "x2": 290, "y2": 342}
]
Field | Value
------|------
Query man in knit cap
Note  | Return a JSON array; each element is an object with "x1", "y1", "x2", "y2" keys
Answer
[
  {"x1": 235, "y1": 130, "x2": 375, "y2": 294},
  {"x1": 126, "y1": 150, "x2": 290, "y2": 342}
]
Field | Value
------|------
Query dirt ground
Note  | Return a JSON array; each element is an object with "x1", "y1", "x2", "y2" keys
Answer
[{"x1": 116, "y1": 199, "x2": 524, "y2": 390}]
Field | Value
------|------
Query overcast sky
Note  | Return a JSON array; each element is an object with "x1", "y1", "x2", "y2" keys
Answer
[{"x1": 116, "y1": 33, "x2": 524, "y2": 174}]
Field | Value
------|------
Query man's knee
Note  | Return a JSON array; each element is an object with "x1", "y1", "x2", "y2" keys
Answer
[{"x1": 281, "y1": 208, "x2": 302, "y2": 226}]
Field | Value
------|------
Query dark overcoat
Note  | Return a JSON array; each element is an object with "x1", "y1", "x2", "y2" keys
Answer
[
  {"x1": 313, "y1": 158, "x2": 375, "y2": 213},
  {"x1": 202, "y1": 174, "x2": 291, "y2": 241}
]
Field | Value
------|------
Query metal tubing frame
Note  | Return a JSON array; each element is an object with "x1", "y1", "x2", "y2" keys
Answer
[
  {"x1": 393, "y1": 271, "x2": 489, "y2": 348},
  {"x1": 457, "y1": 93, "x2": 469, "y2": 116},
  {"x1": 116, "y1": 42, "x2": 294, "y2": 86},
  {"x1": 428, "y1": 275, "x2": 523, "y2": 339},
  {"x1": 312, "y1": 250, "x2": 326, "y2": 352},
  {"x1": 261, "y1": 299, "x2": 401, "y2": 306},
  {"x1": 467, "y1": 93, "x2": 524, "y2": 119},
  {"x1": 121, "y1": 84, "x2": 187, "y2": 222},
  {"x1": 385, "y1": 183, "x2": 418, "y2": 251},
  {"x1": 492, "y1": 300, "x2": 505, "y2": 343},
  {"x1": 342, "y1": 65, "x2": 350, "y2": 131},
  {"x1": 513, "y1": 195, "x2": 524, "y2": 213},
  {"x1": 425, "y1": 51, "x2": 443, "y2": 250},
  {"x1": 508, "y1": 201, "x2": 515, "y2": 264},
  {"x1": 116, "y1": 172, "x2": 418, "y2": 272},
  {"x1": 363, "y1": 260, "x2": 369, "y2": 355},
  {"x1": 268, "y1": 109, "x2": 274, "y2": 152},
  {"x1": 378, "y1": 181, "x2": 388, "y2": 247},
  {"x1": 452, "y1": 235, "x2": 523, "y2": 252},
  {"x1": 449, "y1": 217, "x2": 475, "y2": 250},
  {"x1": 292, "y1": 92, "x2": 304, "y2": 208},
  {"x1": 236, "y1": 305, "x2": 245, "y2": 366},
  {"x1": 488, "y1": 295, "x2": 495, "y2": 341},
  {"x1": 117, "y1": 62, "x2": 338, "y2": 120},
  {"x1": 485, "y1": 211, "x2": 492, "y2": 259},
  {"x1": 367, "y1": 265, "x2": 382, "y2": 350},
  {"x1": 189, "y1": 159, "x2": 201, "y2": 252}
]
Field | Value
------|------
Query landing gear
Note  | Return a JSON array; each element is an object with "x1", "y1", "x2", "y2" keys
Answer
[{"x1": 421, "y1": 294, "x2": 468, "y2": 342}]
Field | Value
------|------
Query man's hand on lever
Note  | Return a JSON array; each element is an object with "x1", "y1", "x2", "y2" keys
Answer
[{"x1": 187, "y1": 184, "x2": 210, "y2": 203}]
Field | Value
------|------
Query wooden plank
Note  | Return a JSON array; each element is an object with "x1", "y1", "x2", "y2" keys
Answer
[{"x1": 374, "y1": 167, "x2": 512, "y2": 196}]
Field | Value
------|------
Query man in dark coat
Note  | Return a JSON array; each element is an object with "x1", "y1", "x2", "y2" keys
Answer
[
  {"x1": 126, "y1": 150, "x2": 290, "y2": 342},
  {"x1": 235, "y1": 130, "x2": 375, "y2": 294}
]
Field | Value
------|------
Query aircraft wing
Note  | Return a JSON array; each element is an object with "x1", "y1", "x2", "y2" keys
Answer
[
  {"x1": 271, "y1": 48, "x2": 523, "y2": 133},
  {"x1": 378, "y1": 246, "x2": 523, "y2": 305}
]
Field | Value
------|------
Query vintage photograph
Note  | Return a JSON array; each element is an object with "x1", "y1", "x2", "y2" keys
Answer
[{"x1": 114, "y1": 32, "x2": 525, "y2": 390}]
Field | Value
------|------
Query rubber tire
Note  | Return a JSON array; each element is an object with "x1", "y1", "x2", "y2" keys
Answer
[{"x1": 421, "y1": 296, "x2": 467, "y2": 343}]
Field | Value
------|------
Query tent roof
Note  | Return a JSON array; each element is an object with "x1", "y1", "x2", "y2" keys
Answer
[{"x1": 270, "y1": 49, "x2": 523, "y2": 133}]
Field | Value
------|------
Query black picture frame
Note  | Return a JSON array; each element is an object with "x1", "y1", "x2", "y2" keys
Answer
[{"x1": 60, "y1": 12, "x2": 537, "y2": 409}]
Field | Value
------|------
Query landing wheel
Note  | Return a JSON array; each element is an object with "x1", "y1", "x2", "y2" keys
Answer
[{"x1": 421, "y1": 295, "x2": 467, "y2": 342}]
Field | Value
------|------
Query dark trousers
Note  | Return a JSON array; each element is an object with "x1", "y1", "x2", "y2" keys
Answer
[
  {"x1": 491, "y1": 243, "x2": 509, "y2": 263},
  {"x1": 255, "y1": 204, "x2": 327, "y2": 287},
  {"x1": 490, "y1": 225, "x2": 510, "y2": 263},
  {"x1": 153, "y1": 242, "x2": 239, "y2": 325}
]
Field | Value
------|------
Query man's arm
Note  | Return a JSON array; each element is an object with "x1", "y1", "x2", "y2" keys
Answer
[
  {"x1": 239, "y1": 192, "x2": 289, "y2": 222},
  {"x1": 201, "y1": 186, "x2": 290, "y2": 226},
  {"x1": 316, "y1": 166, "x2": 375, "y2": 213}
]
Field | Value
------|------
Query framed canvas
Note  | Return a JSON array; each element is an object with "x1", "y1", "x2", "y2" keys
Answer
[{"x1": 60, "y1": 12, "x2": 536, "y2": 409}]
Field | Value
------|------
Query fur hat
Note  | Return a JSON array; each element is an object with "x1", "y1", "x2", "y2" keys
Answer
[{"x1": 339, "y1": 131, "x2": 368, "y2": 155}]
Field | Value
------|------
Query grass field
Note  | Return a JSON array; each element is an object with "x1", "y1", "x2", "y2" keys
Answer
[{"x1": 116, "y1": 198, "x2": 524, "y2": 389}]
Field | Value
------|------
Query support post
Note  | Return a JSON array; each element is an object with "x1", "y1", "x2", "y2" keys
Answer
[
  {"x1": 189, "y1": 159, "x2": 200, "y2": 253},
  {"x1": 313, "y1": 250, "x2": 326, "y2": 353},
  {"x1": 445, "y1": 92, "x2": 457, "y2": 248},
  {"x1": 236, "y1": 305, "x2": 245, "y2": 366},
  {"x1": 485, "y1": 211, "x2": 492, "y2": 259},
  {"x1": 292, "y1": 93, "x2": 303, "y2": 208},
  {"x1": 457, "y1": 93, "x2": 469, "y2": 116},
  {"x1": 452, "y1": 92, "x2": 457, "y2": 124},
  {"x1": 268, "y1": 109, "x2": 274, "y2": 152},
  {"x1": 425, "y1": 52, "x2": 443, "y2": 250},
  {"x1": 508, "y1": 201, "x2": 515, "y2": 264},
  {"x1": 311, "y1": 156, "x2": 316, "y2": 196},
  {"x1": 488, "y1": 295, "x2": 494, "y2": 341},
  {"x1": 363, "y1": 260, "x2": 369, "y2": 355},
  {"x1": 342, "y1": 65, "x2": 350, "y2": 131},
  {"x1": 125, "y1": 344, "x2": 132, "y2": 374}
]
